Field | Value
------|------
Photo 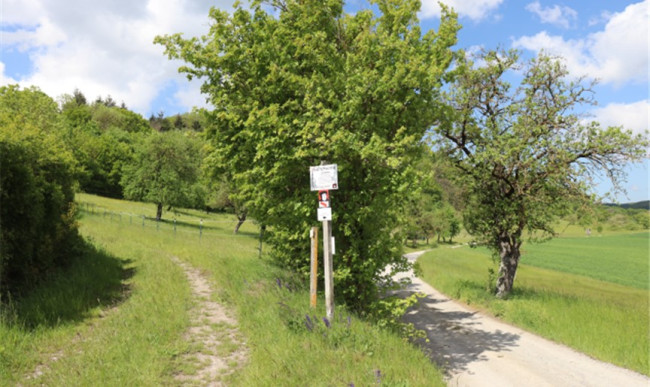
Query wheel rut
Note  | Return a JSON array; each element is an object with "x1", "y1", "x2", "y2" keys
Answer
[{"x1": 171, "y1": 257, "x2": 247, "y2": 386}]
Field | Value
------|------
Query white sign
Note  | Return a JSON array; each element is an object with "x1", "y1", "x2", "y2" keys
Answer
[
  {"x1": 317, "y1": 207, "x2": 332, "y2": 221},
  {"x1": 310, "y1": 164, "x2": 338, "y2": 191}
]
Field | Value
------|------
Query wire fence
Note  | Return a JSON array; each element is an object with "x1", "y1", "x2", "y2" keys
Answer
[{"x1": 76, "y1": 201, "x2": 260, "y2": 242}]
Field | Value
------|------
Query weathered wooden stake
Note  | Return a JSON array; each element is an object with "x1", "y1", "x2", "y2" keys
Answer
[
  {"x1": 323, "y1": 219, "x2": 334, "y2": 320},
  {"x1": 310, "y1": 226, "x2": 319, "y2": 308}
]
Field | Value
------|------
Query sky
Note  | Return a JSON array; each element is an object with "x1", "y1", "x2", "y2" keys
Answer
[{"x1": 1, "y1": 0, "x2": 648, "y2": 202}]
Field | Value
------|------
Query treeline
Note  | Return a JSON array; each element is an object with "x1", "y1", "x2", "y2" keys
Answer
[{"x1": 0, "y1": 85, "x2": 224, "y2": 297}]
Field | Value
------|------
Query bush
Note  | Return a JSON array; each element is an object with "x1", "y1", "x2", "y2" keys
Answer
[{"x1": 0, "y1": 85, "x2": 80, "y2": 297}]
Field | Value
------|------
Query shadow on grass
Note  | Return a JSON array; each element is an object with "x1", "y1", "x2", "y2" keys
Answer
[{"x1": 4, "y1": 240, "x2": 135, "y2": 330}]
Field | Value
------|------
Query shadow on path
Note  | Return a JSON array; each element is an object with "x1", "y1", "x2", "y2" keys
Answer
[{"x1": 395, "y1": 280, "x2": 520, "y2": 377}]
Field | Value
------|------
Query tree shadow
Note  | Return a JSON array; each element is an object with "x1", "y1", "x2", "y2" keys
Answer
[
  {"x1": 4, "y1": 240, "x2": 135, "y2": 330},
  {"x1": 394, "y1": 283, "x2": 521, "y2": 377}
]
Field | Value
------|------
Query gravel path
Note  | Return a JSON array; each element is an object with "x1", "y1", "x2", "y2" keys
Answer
[
  {"x1": 171, "y1": 257, "x2": 247, "y2": 386},
  {"x1": 394, "y1": 250, "x2": 650, "y2": 387}
]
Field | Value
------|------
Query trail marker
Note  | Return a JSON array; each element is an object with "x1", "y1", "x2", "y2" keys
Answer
[{"x1": 310, "y1": 164, "x2": 338, "y2": 191}]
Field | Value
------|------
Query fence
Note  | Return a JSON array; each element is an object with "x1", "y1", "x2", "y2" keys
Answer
[{"x1": 77, "y1": 201, "x2": 260, "y2": 243}]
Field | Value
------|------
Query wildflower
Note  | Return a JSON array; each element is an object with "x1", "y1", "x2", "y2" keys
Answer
[{"x1": 322, "y1": 317, "x2": 331, "y2": 328}]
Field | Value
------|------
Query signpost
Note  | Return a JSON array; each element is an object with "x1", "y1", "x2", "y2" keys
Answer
[
  {"x1": 310, "y1": 164, "x2": 337, "y2": 320},
  {"x1": 310, "y1": 227, "x2": 318, "y2": 308}
]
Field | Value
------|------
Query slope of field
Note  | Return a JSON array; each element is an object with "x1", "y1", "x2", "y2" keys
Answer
[{"x1": 522, "y1": 233, "x2": 649, "y2": 289}]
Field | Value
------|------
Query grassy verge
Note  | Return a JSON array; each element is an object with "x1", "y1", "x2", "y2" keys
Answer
[
  {"x1": 1, "y1": 193, "x2": 445, "y2": 386},
  {"x1": 417, "y1": 239, "x2": 649, "y2": 376}
]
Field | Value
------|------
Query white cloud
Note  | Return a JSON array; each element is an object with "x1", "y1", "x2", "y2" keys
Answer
[
  {"x1": 513, "y1": 0, "x2": 649, "y2": 86},
  {"x1": 0, "y1": 0, "x2": 234, "y2": 115},
  {"x1": 525, "y1": 1, "x2": 577, "y2": 29},
  {"x1": 420, "y1": 0, "x2": 504, "y2": 21},
  {"x1": 590, "y1": 100, "x2": 649, "y2": 136}
]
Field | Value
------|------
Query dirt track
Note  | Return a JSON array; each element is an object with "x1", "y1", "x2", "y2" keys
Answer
[{"x1": 394, "y1": 251, "x2": 650, "y2": 387}]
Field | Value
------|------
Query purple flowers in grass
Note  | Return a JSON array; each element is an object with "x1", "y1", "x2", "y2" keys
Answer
[{"x1": 305, "y1": 314, "x2": 314, "y2": 331}]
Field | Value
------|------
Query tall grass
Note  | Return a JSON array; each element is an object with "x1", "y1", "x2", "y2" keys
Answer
[
  {"x1": 1, "y1": 193, "x2": 445, "y2": 386},
  {"x1": 417, "y1": 242, "x2": 650, "y2": 375}
]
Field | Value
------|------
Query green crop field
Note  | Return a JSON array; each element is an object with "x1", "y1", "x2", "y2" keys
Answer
[
  {"x1": 417, "y1": 233, "x2": 650, "y2": 376},
  {"x1": 521, "y1": 233, "x2": 649, "y2": 289}
]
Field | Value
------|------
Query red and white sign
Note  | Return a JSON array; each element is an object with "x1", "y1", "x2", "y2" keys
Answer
[{"x1": 318, "y1": 190, "x2": 330, "y2": 208}]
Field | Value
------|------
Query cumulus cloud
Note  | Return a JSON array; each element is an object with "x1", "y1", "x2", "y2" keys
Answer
[
  {"x1": 420, "y1": 0, "x2": 504, "y2": 21},
  {"x1": 0, "y1": 0, "x2": 233, "y2": 115},
  {"x1": 590, "y1": 100, "x2": 649, "y2": 136},
  {"x1": 513, "y1": 0, "x2": 649, "y2": 86},
  {"x1": 525, "y1": 1, "x2": 577, "y2": 29}
]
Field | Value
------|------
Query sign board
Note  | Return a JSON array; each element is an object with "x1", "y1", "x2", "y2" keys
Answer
[
  {"x1": 317, "y1": 207, "x2": 332, "y2": 221},
  {"x1": 310, "y1": 164, "x2": 338, "y2": 191}
]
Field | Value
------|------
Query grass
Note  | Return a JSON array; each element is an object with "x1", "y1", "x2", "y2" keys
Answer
[
  {"x1": 521, "y1": 233, "x2": 649, "y2": 289},
  {"x1": 416, "y1": 235, "x2": 650, "y2": 376},
  {"x1": 1, "y1": 193, "x2": 445, "y2": 386}
]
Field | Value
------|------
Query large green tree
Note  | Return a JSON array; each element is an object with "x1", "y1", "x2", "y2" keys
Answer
[
  {"x1": 156, "y1": 0, "x2": 458, "y2": 311},
  {"x1": 434, "y1": 50, "x2": 649, "y2": 298},
  {"x1": 121, "y1": 131, "x2": 204, "y2": 220}
]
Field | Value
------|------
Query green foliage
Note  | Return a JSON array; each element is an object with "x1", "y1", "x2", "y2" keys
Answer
[
  {"x1": 59, "y1": 91, "x2": 151, "y2": 197},
  {"x1": 121, "y1": 131, "x2": 204, "y2": 219},
  {"x1": 433, "y1": 49, "x2": 650, "y2": 297},
  {"x1": 0, "y1": 85, "x2": 80, "y2": 296},
  {"x1": 156, "y1": 0, "x2": 459, "y2": 312}
]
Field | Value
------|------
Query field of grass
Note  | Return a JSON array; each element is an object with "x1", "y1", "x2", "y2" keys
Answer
[
  {"x1": 1, "y1": 193, "x2": 445, "y2": 386},
  {"x1": 522, "y1": 233, "x2": 649, "y2": 289},
  {"x1": 416, "y1": 234, "x2": 650, "y2": 376}
]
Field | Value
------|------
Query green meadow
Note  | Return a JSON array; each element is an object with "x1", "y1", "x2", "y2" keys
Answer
[
  {"x1": 1, "y1": 194, "x2": 445, "y2": 386},
  {"x1": 417, "y1": 232, "x2": 650, "y2": 376},
  {"x1": 521, "y1": 233, "x2": 649, "y2": 289}
]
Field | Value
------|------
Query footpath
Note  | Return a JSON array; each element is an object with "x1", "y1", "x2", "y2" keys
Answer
[{"x1": 394, "y1": 251, "x2": 650, "y2": 387}]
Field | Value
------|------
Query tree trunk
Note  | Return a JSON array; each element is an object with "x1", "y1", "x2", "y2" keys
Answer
[
  {"x1": 156, "y1": 202, "x2": 163, "y2": 221},
  {"x1": 495, "y1": 235, "x2": 521, "y2": 298},
  {"x1": 234, "y1": 211, "x2": 247, "y2": 234}
]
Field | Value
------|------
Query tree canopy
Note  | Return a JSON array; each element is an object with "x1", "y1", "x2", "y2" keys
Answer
[
  {"x1": 156, "y1": 0, "x2": 459, "y2": 311},
  {"x1": 121, "y1": 130, "x2": 204, "y2": 220},
  {"x1": 433, "y1": 49, "x2": 649, "y2": 298}
]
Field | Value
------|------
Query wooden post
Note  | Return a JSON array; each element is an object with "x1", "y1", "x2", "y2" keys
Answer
[
  {"x1": 323, "y1": 220, "x2": 334, "y2": 320},
  {"x1": 310, "y1": 226, "x2": 319, "y2": 308}
]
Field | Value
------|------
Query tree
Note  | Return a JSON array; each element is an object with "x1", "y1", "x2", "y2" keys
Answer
[
  {"x1": 121, "y1": 131, "x2": 203, "y2": 220},
  {"x1": 433, "y1": 50, "x2": 649, "y2": 298},
  {"x1": 59, "y1": 91, "x2": 150, "y2": 197},
  {"x1": 156, "y1": 0, "x2": 459, "y2": 311}
]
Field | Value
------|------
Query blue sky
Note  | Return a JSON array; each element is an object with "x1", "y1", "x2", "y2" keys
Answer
[{"x1": 1, "y1": 0, "x2": 648, "y2": 202}]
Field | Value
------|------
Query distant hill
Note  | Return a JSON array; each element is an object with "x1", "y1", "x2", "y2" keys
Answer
[{"x1": 603, "y1": 200, "x2": 650, "y2": 210}]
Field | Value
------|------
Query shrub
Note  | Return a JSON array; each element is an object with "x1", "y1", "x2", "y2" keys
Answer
[{"x1": 0, "y1": 85, "x2": 80, "y2": 297}]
